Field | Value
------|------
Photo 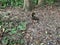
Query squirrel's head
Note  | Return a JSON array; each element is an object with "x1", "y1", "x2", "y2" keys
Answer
[{"x1": 32, "y1": 12, "x2": 35, "y2": 17}]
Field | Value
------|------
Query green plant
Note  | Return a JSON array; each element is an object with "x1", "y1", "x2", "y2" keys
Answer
[
  {"x1": 0, "y1": 0, "x2": 24, "y2": 8},
  {"x1": 45, "y1": 0, "x2": 55, "y2": 5},
  {"x1": 0, "y1": 14, "x2": 27, "y2": 45},
  {"x1": 0, "y1": 0, "x2": 55, "y2": 9},
  {"x1": 1, "y1": 21, "x2": 26, "y2": 45},
  {"x1": 17, "y1": 21, "x2": 27, "y2": 30},
  {"x1": 2, "y1": 37, "x2": 9, "y2": 45},
  {"x1": 32, "y1": 0, "x2": 38, "y2": 5}
]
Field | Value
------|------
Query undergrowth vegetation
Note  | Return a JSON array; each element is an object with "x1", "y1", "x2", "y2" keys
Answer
[
  {"x1": 0, "y1": 0, "x2": 55, "y2": 8},
  {"x1": 0, "y1": 12, "x2": 27, "y2": 45},
  {"x1": 44, "y1": 0, "x2": 55, "y2": 5}
]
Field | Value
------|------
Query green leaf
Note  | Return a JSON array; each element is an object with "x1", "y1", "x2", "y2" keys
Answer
[
  {"x1": 17, "y1": 21, "x2": 27, "y2": 30},
  {"x1": 2, "y1": 37, "x2": 8, "y2": 45},
  {"x1": 9, "y1": 40, "x2": 15, "y2": 45},
  {"x1": 18, "y1": 39, "x2": 25, "y2": 44},
  {"x1": 5, "y1": 29, "x2": 11, "y2": 33},
  {"x1": 20, "y1": 39, "x2": 25, "y2": 44},
  {"x1": 9, "y1": 28, "x2": 17, "y2": 35},
  {"x1": 0, "y1": 21, "x2": 2, "y2": 25}
]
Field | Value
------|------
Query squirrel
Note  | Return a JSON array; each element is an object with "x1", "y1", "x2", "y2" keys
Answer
[{"x1": 31, "y1": 12, "x2": 39, "y2": 23}]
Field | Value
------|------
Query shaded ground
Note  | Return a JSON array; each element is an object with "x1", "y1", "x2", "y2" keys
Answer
[{"x1": 0, "y1": 6, "x2": 60, "y2": 45}]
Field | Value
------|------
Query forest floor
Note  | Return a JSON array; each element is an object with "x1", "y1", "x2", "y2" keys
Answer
[{"x1": 0, "y1": 5, "x2": 60, "y2": 45}]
